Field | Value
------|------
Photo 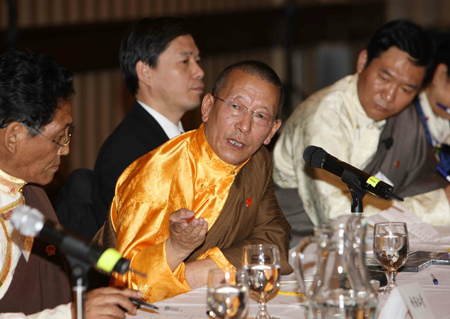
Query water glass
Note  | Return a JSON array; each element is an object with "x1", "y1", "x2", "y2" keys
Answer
[{"x1": 207, "y1": 267, "x2": 249, "y2": 319}]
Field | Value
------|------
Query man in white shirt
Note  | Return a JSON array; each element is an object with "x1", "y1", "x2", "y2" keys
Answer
[
  {"x1": 57, "y1": 17, "x2": 205, "y2": 239},
  {"x1": 273, "y1": 20, "x2": 450, "y2": 227},
  {"x1": 414, "y1": 40, "x2": 450, "y2": 172}
]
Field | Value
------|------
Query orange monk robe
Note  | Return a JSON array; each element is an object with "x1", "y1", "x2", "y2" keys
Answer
[{"x1": 111, "y1": 124, "x2": 250, "y2": 302}]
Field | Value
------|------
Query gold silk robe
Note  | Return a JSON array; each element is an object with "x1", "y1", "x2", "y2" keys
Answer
[{"x1": 111, "y1": 124, "x2": 292, "y2": 302}]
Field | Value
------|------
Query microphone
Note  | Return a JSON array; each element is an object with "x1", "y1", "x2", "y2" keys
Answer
[
  {"x1": 382, "y1": 137, "x2": 393, "y2": 150},
  {"x1": 10, "y1": 205, "x2": 146, "y2": 277},
  {"x1": 303, "y1": 145, "x2": 403, "y2": 201}
]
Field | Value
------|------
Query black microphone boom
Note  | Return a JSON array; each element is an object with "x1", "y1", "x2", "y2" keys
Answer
[
  {"x1": 303, "y1": 145, "x2": 403, "y2": 201},
  {"x1": 10, "y1": 205, "x2": 146, "y2": 276}
]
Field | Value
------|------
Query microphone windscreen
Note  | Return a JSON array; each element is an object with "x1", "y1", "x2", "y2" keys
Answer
[
  {"x1": 303, "y1": 145, "x2": 327, "y2": 168},
  {"x1": 383, "y1": 137, "x2": 393, "y2": 150},
  {"x1": 303, "y1": 145, "x2": 316, "y2": 164},
  {"x1": 10, "y1": 205, "x2": 44, "y2": 237}
]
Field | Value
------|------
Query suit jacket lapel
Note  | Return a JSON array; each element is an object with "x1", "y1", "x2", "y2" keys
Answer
[{"x1": 129, "y1": 101, "x2": 169, "y2": 142}]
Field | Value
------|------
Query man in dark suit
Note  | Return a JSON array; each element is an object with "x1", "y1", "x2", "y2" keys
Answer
[{"x1": 57, "y1": 17, "x2": 204, "y2": 238}]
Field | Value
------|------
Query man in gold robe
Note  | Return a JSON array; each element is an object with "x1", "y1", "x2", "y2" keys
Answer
[{"x1": 111, "y1": 60, "x2": 293, "y2": 302}]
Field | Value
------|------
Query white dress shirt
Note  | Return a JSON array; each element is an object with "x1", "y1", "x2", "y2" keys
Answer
[
  {"x1": 137, "y1": 100, "x2": 184, "y2": 138},
  {"x1": 417, "y1": 91, "x2": 450, "y2": 146}
]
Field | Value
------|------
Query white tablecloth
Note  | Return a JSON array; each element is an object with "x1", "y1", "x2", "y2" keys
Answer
[
  {"x1": 128, "y1": 278, "x2": 306, "y2": 318},
  {"x1": 127, "y1": 264, "x2": 450, "y2": 319},
  {"x1": 128, "y1": 224, "x2": 450, "y2": 318}
]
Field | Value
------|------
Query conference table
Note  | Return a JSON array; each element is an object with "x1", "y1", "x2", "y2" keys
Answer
[
  {"x1": 127, "y1": 220, "x2": 450, "y2": 319},
  {"x1": 127, "y1": 260, "x2": 450, "y2": 318}
]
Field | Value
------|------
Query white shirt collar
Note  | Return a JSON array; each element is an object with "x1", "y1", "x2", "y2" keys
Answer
[
  {"x1": 0, "y1": 192, "x2": 32, "y2": 264},
  {"x1": 136, "y1": 100, "x2": 185, "y2": 139},
  {"x1": 418, "y1": 91, "x2": 450, "y2": 145}
]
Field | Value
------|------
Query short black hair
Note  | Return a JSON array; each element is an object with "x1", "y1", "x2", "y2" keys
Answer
[
  {"x1": 211, "y1": 60, "x2": 284, "y2": 118},
  {"x1": 119, "y1": 17, "x2": 192, "y2": 96},
  {"x1": 366, "y1": 19, "x2": 434, "y2": 84},
  {"x1": 0, "y1": 50, "x2": 74, "y2": 131},
  {"x1": 423, "y1": 39, "x2": 450, "y2": 87}
]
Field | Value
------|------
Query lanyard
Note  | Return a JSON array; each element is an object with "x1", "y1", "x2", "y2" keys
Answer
[{"x1": 414, "y1": 99, "x2": 439, "y2": 147}]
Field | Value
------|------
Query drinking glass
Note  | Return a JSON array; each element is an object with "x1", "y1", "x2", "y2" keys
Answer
[
  {"x1": 242, "y1": 244, "x2": 280, "y2": 319},
  {"x1": 373, "y1": 222, "x2": 409, "y2": 294},
  {"x1": 207, "y1": 267, "x2": 249, "y2": 319}
]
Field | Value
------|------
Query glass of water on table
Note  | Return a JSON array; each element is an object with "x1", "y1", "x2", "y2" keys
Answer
[
  {"x1": 207, "y1": 267, "x2": 249, "y2": 319},
  {"x1": 373, "y1": 222, "x2": 409, "y2": 294},
  {"x1": 242, "y1": 244, "x2": 281, "y2": 319}
]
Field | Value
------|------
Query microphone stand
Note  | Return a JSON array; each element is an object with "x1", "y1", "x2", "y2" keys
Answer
[
  {"x1": 341, "y1": 169, "x2": 367, "y2": 213},
  {"x1": 66, "y1": 256, "x2": 90, "y2": 319}
]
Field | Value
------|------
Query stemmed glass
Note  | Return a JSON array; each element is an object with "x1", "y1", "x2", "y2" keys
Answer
[
  {"x1": 242, "y1": 244, "x2": 280, "y2": 319},
  {"x1": 207, "y1": 267, "x2": 249, "y2": 319},
  {"x1": 373, "y1": 222, "x2": 409, "y2": 294}
]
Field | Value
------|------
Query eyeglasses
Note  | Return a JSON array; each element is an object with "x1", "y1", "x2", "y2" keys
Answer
[
  {"x1": 20, "y1": 123, "x2": 74, "y2": 154},
  {"x1": 213, "y1": 96, "x2": 276, "y2": 128}
]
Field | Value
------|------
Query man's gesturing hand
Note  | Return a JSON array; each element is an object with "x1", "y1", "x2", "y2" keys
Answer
[{"x1": 165, "y1": 208, "x2": 208, "y2": 271}]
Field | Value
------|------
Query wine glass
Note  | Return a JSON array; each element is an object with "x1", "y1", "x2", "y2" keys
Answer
[
  {"x1": 242, "y1": 244, "x2": 280, "y2": 319},
  {"x1": 207, "y1": 267, "x2": 249, "y2": 319},
  {"x1": 373, "y1": 222, "x2": 409, "y2": 294}
]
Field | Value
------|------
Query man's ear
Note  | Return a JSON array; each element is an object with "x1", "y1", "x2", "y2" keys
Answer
[
  {"x1": 135, "y1": 61, "x2": 152, "y2": 87},
  {"x1": 201, "y1": 94, "x2": 215, "y2": 122},
  {"x1": 263, "y1": 119, "x2": 282, "y2": 145},
  {"x1": 432, "y1": 63, "x2": 449, "y2": 86},
  {"x1": 356, "y1": 50, "x2": 368, "y2": 74},
  {"x1": 2, "y1": 122, "x2": 23, "y2": 155}
]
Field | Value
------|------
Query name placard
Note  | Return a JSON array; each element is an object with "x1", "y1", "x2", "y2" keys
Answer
[{"x1": 397, "y1": 283, "x2": 434, "y2": 319}]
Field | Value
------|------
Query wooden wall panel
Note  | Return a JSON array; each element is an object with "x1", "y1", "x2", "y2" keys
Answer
[
  {"x1": 386, "y1": 0, "x2": 450, "y2": 29},
  {"x1": 0, "y1": 1, "x2": 7, "y2": 29},
  {"x1": 4, "y1": 0, "x2": 287, "y2": 28},
  {"x1": 68, "y1": 69, "x2": 127, "y2": 170}
]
